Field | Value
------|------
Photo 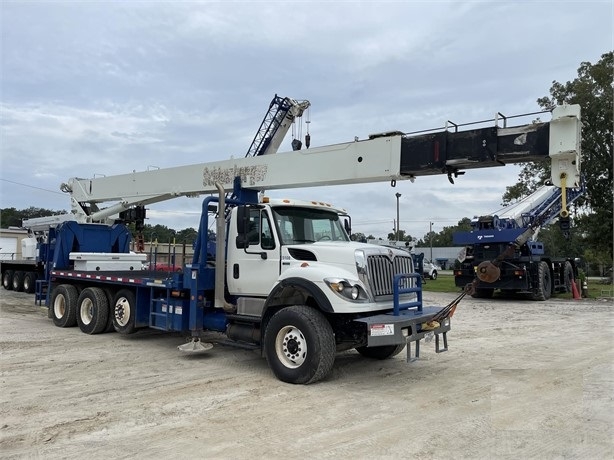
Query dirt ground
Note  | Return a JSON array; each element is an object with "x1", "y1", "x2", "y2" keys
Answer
[{"x1": 0, "y1": 289, "x2": 612, "y2": 459}]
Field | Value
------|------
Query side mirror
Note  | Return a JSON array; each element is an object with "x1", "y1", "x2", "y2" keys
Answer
[
  {"x1": 235, "y1": 205, "x2": 267, "y2": 258},
  {"x1": 236, "y1": 206, "x2": 248, "y2": 234},
  {"x1": 236, "y1": 234, "x2": 249, "y2": 249},
  {"x1": 235, "y1": 206, "x2": 249, "y2": 249}
]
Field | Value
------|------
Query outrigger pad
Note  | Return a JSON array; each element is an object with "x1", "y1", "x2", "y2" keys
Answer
[{"x1": 178, "y1": 338, "x2": 213, "y2": 353}]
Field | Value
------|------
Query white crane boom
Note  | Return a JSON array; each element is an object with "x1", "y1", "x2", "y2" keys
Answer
[{"x1": 54, "y1": 104, "x2": 580, "y2": 224}]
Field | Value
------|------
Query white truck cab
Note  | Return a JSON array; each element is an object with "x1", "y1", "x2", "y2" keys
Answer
[{"x1": 226, "y1": 198, "x2": 418, "y2": 315}]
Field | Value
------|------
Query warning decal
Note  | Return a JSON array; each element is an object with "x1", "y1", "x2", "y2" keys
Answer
[{"x1": 370, "y1": 324, "x2": 394, "y2": 336}]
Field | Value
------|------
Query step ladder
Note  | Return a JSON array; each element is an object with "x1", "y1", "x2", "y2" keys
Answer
[{"x1": 35, "y1": 279, "x2": 48, "y2": 306}]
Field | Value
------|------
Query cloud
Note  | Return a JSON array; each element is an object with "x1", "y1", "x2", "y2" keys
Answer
[{"x1": 0, "y1": 1, "x2": 610, "y2": 241}]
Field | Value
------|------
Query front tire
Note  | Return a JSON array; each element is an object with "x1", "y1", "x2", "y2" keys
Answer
[
  {"x1": 77, "y1": 287, "x2": 109, "y2": 335},
  {"x1": 356, "y1": 343, "x2": 406, "y2": 359},
  {"x1": 50, "y1": 284, "x2": 78, "y2": 327},
  {"x1": 430, "y1": 270, "x2": 438, "y2": 280},
  {"x1": 112, "y1": 289, "x2": 137, "y2": 334},
  {"x1": 264, "y1": 306, "x2": 335, "y2": 384}
]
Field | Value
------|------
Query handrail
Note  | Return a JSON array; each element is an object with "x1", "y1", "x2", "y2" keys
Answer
[{"x1": 392, "y1": 273, "x2": 423, "y2": 316}]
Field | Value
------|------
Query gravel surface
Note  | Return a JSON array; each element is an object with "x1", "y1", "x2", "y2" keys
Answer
[{"x1": 1, "y1": 289, "x2": 612, "y2": 459}]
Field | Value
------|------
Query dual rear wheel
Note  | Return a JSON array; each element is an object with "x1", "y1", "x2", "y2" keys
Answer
[
  {"x1": 2, "y1": 270, "x2": 14, "y2": 290},
  {"x1": 76, "y1": 287, "x2": 109, "y2": 335},
  {"x1": 2, "y1": 270, "x2": 37, "y2": 292},
  {"x1": 49, "y1": 284, "x2": 137, "y2": 335}
]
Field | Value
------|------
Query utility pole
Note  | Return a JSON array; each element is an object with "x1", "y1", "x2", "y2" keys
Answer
[
  {"x1": 429, "y1": 221, "x2": 433, "y2": 261},
  {"x1": 395, "y1": 193, "x2": 402, "y2": 241}
]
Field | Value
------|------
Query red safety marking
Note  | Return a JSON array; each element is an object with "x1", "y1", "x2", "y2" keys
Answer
[{"x1": 50, "y1": 271, "x2": 145, "y2": 284}]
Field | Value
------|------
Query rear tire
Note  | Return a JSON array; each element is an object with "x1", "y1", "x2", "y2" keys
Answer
[
  {"x1": 532, "y1": 261, "x2": 552, "y2": 301},
  {"x1": 23, "y1": 272, "x2": 37, "y2": 294},
  {"x1": 50, "y1": 284, "x2": 78, "y2": 327},
  {"x1": 264, "y1": 306, "x2": 335, "y2": 384},
  {"x1": 77, "y1": 287, "x2": 109, "y2": 335},
  {"x1": 563, "y1": 261, "x2": 574, "y2": 293},
  {"x1": 2, "y1": 270, "x2": 14, "y2": 290},
  {"x1": 12, "y1": 271, "x2": 25, "y2": 292},
  {"x1": 112, "y1": 289, "x2": 137, "y2": 334},
  {"x1": 355, "y1": 343, "x2": 406, "y2": 359},
  {"x1": 102, "y1": 288, "x2": 117, "y2": 333}
]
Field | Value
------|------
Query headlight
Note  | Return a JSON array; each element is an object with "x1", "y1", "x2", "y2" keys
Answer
[{"x1": 324, "y1": 278, "x2": 369, "y2": 302}]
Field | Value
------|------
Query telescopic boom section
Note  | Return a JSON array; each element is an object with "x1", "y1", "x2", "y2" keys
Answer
[
  {"x1": 223, "y1": 94, "x2": 310, "y2": 217},
  {"x1": 245, "y1": 94, "x2": 311, "y2": 157},
  {"x1": 62, "y1": 104, "x2": 581, "y2": 223},
  {"x1": 399, "y1": 104, "x2": 581, "y2": 187}
]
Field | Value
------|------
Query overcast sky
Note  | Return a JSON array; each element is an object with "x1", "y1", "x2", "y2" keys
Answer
[{"x1": 1, "y1": 1, "x2": 611, "y2": 241}]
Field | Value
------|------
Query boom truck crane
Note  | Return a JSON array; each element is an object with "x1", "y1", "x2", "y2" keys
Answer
[
  {"x1": 2, "y1": 95, "x2": 310, "y2": 290},
  {"x1": 453, "y1": 178, "x2": 585, "y2": 300},
  {"x1": 15, "y1": 97, "x2": 580, "y2": 384}
]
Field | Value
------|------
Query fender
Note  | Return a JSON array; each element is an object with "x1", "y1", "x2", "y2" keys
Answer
[{"x1": 264, "y1": 277, "x2": 334, "y2": 314}]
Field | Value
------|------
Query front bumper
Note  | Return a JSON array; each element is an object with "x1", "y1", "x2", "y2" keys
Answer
[{"x1": 353, "y1": 305, "x2": 451, "y2": 350}]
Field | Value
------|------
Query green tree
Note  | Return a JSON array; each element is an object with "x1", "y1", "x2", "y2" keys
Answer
[
  {"x1": 503, "y1": 52, "x2": 613, "y2": 262},
  {"x1": 386, "y1": 229, "x2": 413, "y2": 242},
  {"x1": 140, "y1": 224, "x2": 175, "y2": 244},
  {"x1": 0, "y1": 208, "x2": 20, "y2": 228},
  {"x1": 415, "y1": 218, "x2": 472, "y2": 246},
  {"x1": 0, "y1": 207, "x2": 67, "y2": 228},
  {"x1": 350, "y1": 232, "x2": 367, "y2": 242},
  {"x1": 176, "y1": 227, "x2": 199, "y2": 244},
  {"x1": 501, "y1": 167, "x2": 548, "y2": 205}
]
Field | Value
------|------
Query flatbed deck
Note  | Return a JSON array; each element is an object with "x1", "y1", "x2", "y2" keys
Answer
[{"x1": 50, "y1": 269, "x2": 182, "y2": 286}]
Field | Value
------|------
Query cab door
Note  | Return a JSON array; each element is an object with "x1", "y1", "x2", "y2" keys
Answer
[{"x1": 226, "y1": 207, "x2": 280, "y2": 296}]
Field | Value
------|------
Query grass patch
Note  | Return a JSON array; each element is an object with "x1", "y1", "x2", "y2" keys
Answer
[
  {"x1": 421, "y1": 275, "x2": 461, "y2": 293},
  {"x1": 420, "y1": 273, "x2": 613, "y2": 299}
]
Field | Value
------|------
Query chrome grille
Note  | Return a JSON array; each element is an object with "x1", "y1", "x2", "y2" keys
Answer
[{"x1": 366, "y1": 254, "x2": 414, "y2": 297}]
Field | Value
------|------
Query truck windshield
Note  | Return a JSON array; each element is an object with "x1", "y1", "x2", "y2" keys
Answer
[{"x1": 272, "y1": 206, "x2": 350, "y2": 245}]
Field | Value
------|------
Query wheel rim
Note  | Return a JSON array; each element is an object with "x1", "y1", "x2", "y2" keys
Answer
[
  {"x1": 54, "y1": 295, "x2": 66, "y2": 319},
  {"x1": 114, "y1": 297, "x2": 131, "y2": 327},
  {"x1": 275, "y1": 325, "x2": 307, "y2": 369},
  {"x1": 80, "y1": 298, "x2": 94, "y2": 325}
]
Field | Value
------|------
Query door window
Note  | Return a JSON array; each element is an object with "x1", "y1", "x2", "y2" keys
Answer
[{"x1": 247, "y1": 208, "x2": 275, "y2": 250}]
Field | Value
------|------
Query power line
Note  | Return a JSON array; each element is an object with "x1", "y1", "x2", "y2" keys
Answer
[{"x1": 0, "y1": 178, "x2": 64, "y2": 195}]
